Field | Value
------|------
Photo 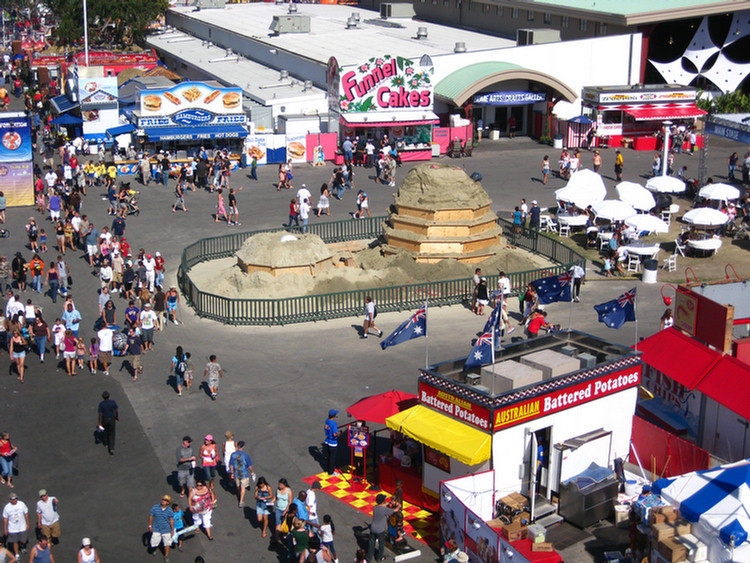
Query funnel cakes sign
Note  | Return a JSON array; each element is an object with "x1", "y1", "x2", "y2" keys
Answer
[
  {"x1": 138, "y1": 82, "x2": 245, "y2": 128},
  {"x1": 338, "y1": 54, "x2": 434, "y2": 113}
]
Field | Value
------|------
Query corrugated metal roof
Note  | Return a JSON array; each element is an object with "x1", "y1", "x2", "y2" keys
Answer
[{"x1": 435, "y1": 61, "x2": 522, "y2": 101}]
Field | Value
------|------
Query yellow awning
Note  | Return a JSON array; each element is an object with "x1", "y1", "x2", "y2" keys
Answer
[{"x1": 385, "y1": 405, "x2": 491, "y2": 466}]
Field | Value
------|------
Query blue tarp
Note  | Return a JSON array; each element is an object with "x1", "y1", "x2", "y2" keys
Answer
[
  {"x1": 143, "y1": 125, "x2": 247, "y2": 142},
  {"x1": 51, "y1": 95, "x2": 78, "y2": 114}
]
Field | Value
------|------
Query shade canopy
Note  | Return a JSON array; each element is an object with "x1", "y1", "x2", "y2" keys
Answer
[
  {"x1": 624, "y1": 213, "x2": 669, "y2": 234},
  {"x1": 386, "y1": 405, "x2": 491, "y2": 466},
  {"x1": 646, "y1": 176, "x2": 686, "y2": 194},
  {"x1": 683, "y1": 207, "x2": 729, "y2": 227},
  {"x1": 592, "y1": 200, "x2": 636, "y2": 222},
  {"x1": 698, "y1": 183, "x2": 741, "y2": 202},
  {"x1": 50, "y1": 113, "x2": 83, "y2": 125},
  {"x1": 555, "y1": 169, "x2": 607, "y2": 208},
  {"x1": 346, "y1": 390, "x2": 418, "y2": 426},
  {"x1": 616, "y1": 181, "x2": 656, "y2": 211}
]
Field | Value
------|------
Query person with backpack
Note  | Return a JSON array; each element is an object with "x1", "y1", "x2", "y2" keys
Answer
[
  {"x1": 361, "y1": 296, "x2": 382, "y2": 339},
  {"x1": 171, "y1": 346, "x2": 189, "y2": 397}
]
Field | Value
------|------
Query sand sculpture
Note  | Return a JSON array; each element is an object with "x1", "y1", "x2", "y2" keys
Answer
[
  {"x1": 236, "y1": 232, "x2": 334, "y2": 276},
  {"x1": 382, "y1": 164, "x2": 502, "y2": 263}
]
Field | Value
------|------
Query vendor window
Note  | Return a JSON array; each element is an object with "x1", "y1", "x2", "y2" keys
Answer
[
  {"x1": 602, "y1": 110, "x2": 621, "y2": 124},
  {"x1": 527, "y1": 10, "x2": 534, "y2": 21},
  {"x1": 579, "y1": 18, "x2": 588, "y2": 31},
  {"x1": 544, "y1": 13, "x2": 552, "y2": 24},
  {"x1": 561, "y1": 15, "x2": 569, "y2": 28},
  {"x1": 511, "y1": 7, "x2": 519, "y2": 19}
]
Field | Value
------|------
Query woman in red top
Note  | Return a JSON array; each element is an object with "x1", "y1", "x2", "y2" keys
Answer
[
  {"x1": 285, "y1": 199, "x2": 299, "y2": 229},
  {"x1": 199, "y1": 435, "x2": 219, "y2": 490},
  {"x1": 0, "y1": 432, "x2": 17, "y2": 487}
]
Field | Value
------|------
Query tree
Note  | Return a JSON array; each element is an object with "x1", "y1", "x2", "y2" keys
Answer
[{"x1": 46, "y1": 0, "x2": 169, "y2": 47}]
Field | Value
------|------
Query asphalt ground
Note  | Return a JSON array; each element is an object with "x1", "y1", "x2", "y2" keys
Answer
[{"x1": 1, "y1": 118, "x2": 748, "y2": 563}]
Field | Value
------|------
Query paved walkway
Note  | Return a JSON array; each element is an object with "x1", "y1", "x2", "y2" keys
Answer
[{"x1": 0, "y1": 120, "x2": 747, "y2": 563}]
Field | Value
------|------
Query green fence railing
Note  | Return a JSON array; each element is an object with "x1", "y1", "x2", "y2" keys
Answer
[
  {"x1": 497, "y1": 217, "x2": 587, "y2": 269},
  {"x1": 177, "y1": 216, "x2": 583, "y2": 326}
]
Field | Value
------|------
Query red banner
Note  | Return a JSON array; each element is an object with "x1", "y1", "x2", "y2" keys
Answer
[
  {"x1": 418, "y1": 381, "x2": 492, "y2": 431},
  {"x1": 493, "y1": 366, "x2": 642, "y2": 430}
]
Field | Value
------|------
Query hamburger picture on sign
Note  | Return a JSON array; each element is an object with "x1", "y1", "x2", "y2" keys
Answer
[
  {"x1": 285, "y1": 134, "x2": 307, "y2": 164},
  {"x1": 138, "y1": 82, "x2": 246, "y2": 126}
]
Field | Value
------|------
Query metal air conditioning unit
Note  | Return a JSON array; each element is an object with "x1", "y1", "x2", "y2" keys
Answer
[
  {"x1": 516, "y1": 28, "x2": 560, "y2": 46},
  {"x1": 269, "y1": 14, "x2": 311, "y2": 35},
  {"x1": 380, "y1": 3, "x2": 415, "y2": 19}
]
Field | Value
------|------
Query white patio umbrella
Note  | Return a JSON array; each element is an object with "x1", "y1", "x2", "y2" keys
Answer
[
  {"x1": 698, "y1": 183, "x2": 741, "y2": 201},
  {"x1": 624, "y1": 213, "x2": 669, "y2": 234},
  {"x1": 592, "y1": 200, "x2": 636, "y2": 222},
  {"x1": 555, "y1": 170, "x2": 607, "y2": 208},
  {"x1": 645, "y1": 176, "x2": 686, "y2": 194},
  {"x1": 616, "y1": 181, "x2": 656, "y2": 211},
  {"x1": 683, "y1": 207, "x2": 729, "y2": 227}
]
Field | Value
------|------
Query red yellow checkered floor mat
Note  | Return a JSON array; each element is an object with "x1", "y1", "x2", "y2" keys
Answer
[{"x1": 303, "y1": 471, "x2": 440, "y2": 550}]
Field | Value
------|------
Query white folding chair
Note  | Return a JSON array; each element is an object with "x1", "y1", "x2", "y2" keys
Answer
[
  {"x1": 627, "y1": 255, "x2": 641, "y2": 273},
  {"x1": 558, "y1": 224, "x2": 571, "y2": 237},
  {"x1": 661, "y1": 210, "x2": 672, "y2": 226},
  {"x1": 674, "y1": 238, "x2": 687, "y2": 257},
  {"x1": 662, "y1": 254, "x2": 677, "y2": 272}
]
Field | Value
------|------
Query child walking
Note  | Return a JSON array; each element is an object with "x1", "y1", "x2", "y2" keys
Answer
[
  {"x1": 89, "y1": 337, "x2": 100, "y2": 374},
  {"x1": 76, "y1": 337, "x2": 87, "y2": 370}
]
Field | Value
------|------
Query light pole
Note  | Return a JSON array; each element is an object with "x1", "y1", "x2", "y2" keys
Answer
[
  {"x1": 83, "y1": 0, "x2": 89, "y2": 66},
  {"x1": 662, "y1": 120, "x2": 672, "y2": 176}
]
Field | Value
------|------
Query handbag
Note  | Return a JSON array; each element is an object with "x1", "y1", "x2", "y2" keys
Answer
[
  {"x1": 286, "y1": 172, "x2": 293, "y2": 180},
  {"x1": 67, "y1": 275, "x2": 73, "y2": 286},
  {"x1": 279, "y1": 516, "x2": 290, "y2": 534}
]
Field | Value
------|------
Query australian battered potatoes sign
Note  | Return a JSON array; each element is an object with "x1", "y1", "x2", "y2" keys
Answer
[{"x1": 338, "y1": 55, "x2": 434, "y2": 113}]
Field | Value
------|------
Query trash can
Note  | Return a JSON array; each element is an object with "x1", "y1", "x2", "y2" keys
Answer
[
  {"x1": 553, "y1": 135, "x2": 564, "y2": 149},
  {"x1": 642, "y1": 258, "x2": 658, "y2": 284}
]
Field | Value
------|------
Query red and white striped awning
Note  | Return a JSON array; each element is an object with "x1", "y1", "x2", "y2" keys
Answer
[{"x1": 596, "y1": 103, "x2": 707, "y2": 121}]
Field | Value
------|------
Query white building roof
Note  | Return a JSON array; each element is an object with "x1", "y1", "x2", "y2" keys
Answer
[
  {"x1": 166, "y1": 3, "x2": 515, "y2": 68},
  {"x1": 145, "y1": 31, "x2": 327, "y2": 111}
]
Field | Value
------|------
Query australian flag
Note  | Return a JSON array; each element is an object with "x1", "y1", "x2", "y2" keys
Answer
[
  {"x1": 380, "y1": 304, "x2": 427, "y2": 350},
  {"x1": 593, "y1": 288, "x2": 637, "y2": 329},
  {"x1": 531, "y1": 272, "x2": 573, "y2": 304},
  {"x1": 464, "y1": 332, "x2": 495, "y2": 371},
  {"x1": 483, "y1": 301, "x2": 502, "y2": 334}
]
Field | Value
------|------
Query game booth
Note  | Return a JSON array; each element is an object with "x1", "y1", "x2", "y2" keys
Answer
[
  {"x1": 328, "y1": 54, "x2": 440, "y2": 163},
  {"x1": 377, "y1": 332, "x2": 642, "y2": 553},
  {"x1": 0, "y1": 112, "x2": 34, "y2": 207},
  {"x1": 580, "y1": 85, "x2": 706, "y2": 151}
]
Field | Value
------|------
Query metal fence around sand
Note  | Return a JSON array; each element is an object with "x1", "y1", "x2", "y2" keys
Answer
[{"x1": 177, "y1": 216, "x2": 587, "y2": 326}]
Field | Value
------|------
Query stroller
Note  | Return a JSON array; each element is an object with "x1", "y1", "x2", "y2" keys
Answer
[{"x1": 124, "y1": 191, "x2": 140, "y2": 216}]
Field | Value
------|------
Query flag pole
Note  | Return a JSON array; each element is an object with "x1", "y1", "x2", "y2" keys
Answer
[
  {"x1": 491, "y1": 329, "x2": 496, "y2": 397},
  {"x1": 424, "y1": 300, "x2": 429, "y2": 371},
  {"x1": 634, "y1": 290, "x2": 639, "y2": 352}
]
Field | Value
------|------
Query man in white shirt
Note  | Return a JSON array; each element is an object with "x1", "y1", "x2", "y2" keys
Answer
[
  {"x1": 97, "y1": 325, "x2": 113, "y2": 376},
  {"x1": 365, "y1": 140, "x2": 375, "y2": 168},
  {"x1": 44, "y1": 170, "x2": 57, "y2": 189},
  {"x1": 299, "y1": 198, "x2": 311, "y2": 234},
  {"x1": 143, "y1": 254, "x2": 156, "y2": 292},
  {"x1": 139, "y1": 303, "x2": 157, "y2": 350},
  {"x1": 36, "y1": 489, "x2": 60, "y2": 544},
  {"x1": 296, "y1": 184, "x2": 312, "y2": 207},
  {"x1": 3, "y1": 493, "x2": 30, "y2": 557},
  {"x1": 305, "y1": 481, "x2": 321, "y2": 525}
]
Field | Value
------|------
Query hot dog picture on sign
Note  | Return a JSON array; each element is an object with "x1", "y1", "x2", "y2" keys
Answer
[{"x1": 339, "y1": 54, "x2": 434, "y2": 113}]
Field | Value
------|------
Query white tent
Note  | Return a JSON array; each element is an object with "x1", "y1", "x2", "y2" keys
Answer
[
  {"x1": 653, "y1": 459, "x2": 750, "y2": 563},
  {"x1": 616, "y1": 181, "x2": 656, "y2": 211},
  {"x1": 555, "y1": 170, "x2": 607, "y2": 209}
]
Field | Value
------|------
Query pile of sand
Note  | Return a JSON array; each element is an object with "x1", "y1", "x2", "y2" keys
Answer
[
  {"x1": 394, "y1": 164, "x2": 491, "y2": 209},
  {"x1": 189, "y1": 243, "x2": 553, "y2": 299},
  {"x1": 236, "y1": 232, "x2": 332, "y2": 268}
]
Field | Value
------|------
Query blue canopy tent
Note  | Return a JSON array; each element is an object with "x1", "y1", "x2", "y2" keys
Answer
[
  {"x1": 653, "y1": 460, "x2": 750, "y2": 562},
  {"x1": 51, "y1": 114, "x2": 83, "y2": 125}
]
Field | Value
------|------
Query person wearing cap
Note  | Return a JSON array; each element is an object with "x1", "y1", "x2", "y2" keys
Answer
[
  {"x1": 296, "y1": 184, "x2": 312, "y2": 207},
  {"x1": 143, "y1": 253, "x2": 156, "y2": 293},
  {"x1": 529, "y1": 200, "x2": 541, "y2": 231},
  {"x1": 97, "y1": 391, "x2": 118, "y2": 455},
  {"x1": 614, "y1": 149, "x2": 624, "y2": 181},
  {"x1": 228, "y1": 441, "x2": 254, "y2": 508},
  {"x1": 176, "y1": 436, "x2": 196, "y2": 498},
  {"x1": 154, "y1": 251, "x2": 165, "y2": 289},
  {"x1": 474, "y1": 277, "x2": 489, "y2": 316},
  {"x1": 455, "y1": 551, "x2": 469, "y2": 563},
  {"x1": 36, "y1": 489, "x2": 60, "y2": 544},
  {"x1": 199, "y1": 435, "x2": 219, "y2": 490},
  {"x1": 147, "y1": 494, "x2": 175, "y2": 562},
  {"x1": 139, "y1": 303, "x2": 157, "y2": 351},
  {"x1": 366, "y1": 493, "x2": 396, "y2": 563},
  {"x1": 323, "y1": 409, "x2": 341, "y2": 476},
  {"x1": 441, "y1": 539, "x2": 459, "y2": 562},
  {"x1": 78, "y1": 537, "x2": 99, "y2": 563},
  {"x1": 2, "y1": 492, "x2": 29, "y2": 557},
  {"x1": 28, "y1": 534, "x2": 54, "y2": 563}
]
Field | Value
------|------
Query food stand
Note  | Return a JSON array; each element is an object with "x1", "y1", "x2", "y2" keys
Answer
[
  {"x1": 581, "y1": 85, "x2": 706, "y2": 151},
  {"x1": 384, "y1": 331, "x2": 641, "y2": 521},
  {"x1": 328, "y1": 54, "x2": 439, "y2": 162}
]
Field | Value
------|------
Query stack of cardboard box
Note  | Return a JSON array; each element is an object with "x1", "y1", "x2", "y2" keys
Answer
[{"x1": 649, "y1": 506, "x2": 708, "y2": 563}]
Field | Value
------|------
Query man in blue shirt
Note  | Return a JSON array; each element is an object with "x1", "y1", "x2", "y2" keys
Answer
[
  {"x1": 342, "y1": 138, "x2": 354, "y2": 162},
  {"x1": 147, "y1": 494, "x2": 175, "y2": 561},
  {"x1": 228, "y1": 441, "x2": 255, "y2": 508},
  {"x1": 292, "y1": 491, "x2": 309, "y2": 521},
  {"x1": 61, "y1": 303, "x2": 81, "y2": 337},
  {"x1": 323, "y1": 409, "x2": 341, "y2": 476},
  {"x1": 84, "y1": 224, "x2": 99, "y2": 266}
]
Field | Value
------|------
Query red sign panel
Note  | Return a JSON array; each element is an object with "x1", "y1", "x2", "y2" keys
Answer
[
  {"x1": 493, "y1": 366, "x2": 642, "y2": 431},
  {"x1": 424, "y1": 445, "x2": 451, "y2": 473},
  {"x1": 675, "y1": 285, "x2": 734, "y2": 353},
  {"x1": 418, "y1": 381, "x2": 492, "y2": 431}
]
